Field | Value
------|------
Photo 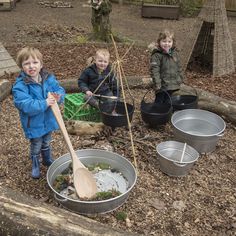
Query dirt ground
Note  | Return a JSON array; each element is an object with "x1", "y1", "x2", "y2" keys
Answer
[{"x1": 0, "y1": 0, "x2": 236, "y2": 236}]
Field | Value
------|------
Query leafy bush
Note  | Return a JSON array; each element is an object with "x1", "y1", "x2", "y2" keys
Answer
[
  {"x1": 179, "y1": 0, "x2": 203, "y2": 17},
  {"x1": 113, "y1": 0, "x2": 204, "y2": 17}
]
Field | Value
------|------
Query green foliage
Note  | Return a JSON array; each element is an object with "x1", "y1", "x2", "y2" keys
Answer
[
  {"x1": 87, "y1": 162, "x2": 111, "y2": 171},
  {"x1": 116, "y1": 211, "x2": 128, "y2": 221},
  {"x1": 116, "y1": 0, "x2": 204, "y2": 17},
  {"x1": 77, "y1": 35, "x2": 88, "y2": 44},
  {"x1": 179, "y1": 0, "x2": 203, "y2": 17},
  {"x1": 90, "y1": 189, "x2": 122, "y2": 201}
]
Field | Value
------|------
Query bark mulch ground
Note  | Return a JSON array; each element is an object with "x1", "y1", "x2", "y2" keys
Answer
[{"x1": 0, "y1": 1, "x2": 236, "y2": 235}]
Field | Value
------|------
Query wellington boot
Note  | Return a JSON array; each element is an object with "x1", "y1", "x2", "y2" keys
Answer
[
  {"x1": 41, "y1": 148, "x2": 54, "y2": 167},
  {"x1": 31, "y1": 155, "x2": 40, "y2": 179}
]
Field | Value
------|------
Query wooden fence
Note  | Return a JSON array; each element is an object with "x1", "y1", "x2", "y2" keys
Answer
[
  {"x1": 114, "y1": 0, "x2": 236, "y2": 11},
  {"x1": 200, "y1": 0, "x2": 236, "y2": 11}
]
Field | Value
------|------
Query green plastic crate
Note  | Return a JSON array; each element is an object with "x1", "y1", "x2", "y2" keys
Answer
[{"x1": 63, "y1": 93, "x2": 101, "y2": 122}]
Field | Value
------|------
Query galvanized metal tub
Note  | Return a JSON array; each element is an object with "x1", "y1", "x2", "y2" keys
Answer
[
  {"x1": 171, "y1": 109, "x2": 226, "y2": 153},
  {"x1": 156, "y1": 141, "x2": 199, "y2": 177},
  {"x1": 47, "y1": 149, "x2": 137, "y2": 215}
]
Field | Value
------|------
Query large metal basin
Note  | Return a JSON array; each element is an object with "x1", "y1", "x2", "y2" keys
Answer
[
  {"x1": 47, "y1": 149, "x2": 137, "y2": 215},
  {"x1": 171, "y1": 109, "x2": 226, "y2": 153}
]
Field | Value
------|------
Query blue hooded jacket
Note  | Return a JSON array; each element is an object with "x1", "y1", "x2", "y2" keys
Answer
[{"x1": 12, "y1": 69, "x2": 65, "y2": 139}]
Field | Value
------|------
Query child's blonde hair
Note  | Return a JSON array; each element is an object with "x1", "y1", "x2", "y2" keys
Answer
[
  {"x1": 16, "y1": 47, "x2": 43, "y2": 68},
  {"x1": 95, "y1": 48, "x2": 110, "y2": 59},
  {"x1": 157, "y1": 29, "x2": 176, "y2": 48}
]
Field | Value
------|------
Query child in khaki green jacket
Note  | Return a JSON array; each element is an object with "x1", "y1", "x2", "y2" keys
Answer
[{"x1": 150, "y1": 29, "x2": 184, "y2": 103}]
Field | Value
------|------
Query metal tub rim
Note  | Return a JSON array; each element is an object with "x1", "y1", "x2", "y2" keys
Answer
[
  {"x1": 156, "y1": 141, "x2": 199, "y2": 164},
  {"x1": 47, "y1": 149, "x2": 137, "y2": 204},
  {"x1": 171, "y1": 109, "x2": 226, "y2": 137}
]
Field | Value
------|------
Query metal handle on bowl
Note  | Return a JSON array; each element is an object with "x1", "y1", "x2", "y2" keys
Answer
[
  {"x1": 142, "y1": 88, "x2": 173, "y2": 107},
  {"x1": 54, "y1": 193, "x2": 68, "y2": 202},
  {"x1": 216, "y1": 132, "x2": 224, "y2": 137},
  {"x1": 173, "y1": 162, "x2": 187, "y2": 167},
  {"x1": 98, "y1": 94, "x2": 135, "y2": 113}
]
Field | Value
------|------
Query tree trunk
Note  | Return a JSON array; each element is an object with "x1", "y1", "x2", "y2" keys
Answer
[
  {"x1": 59, "y1": 76, "x2": 236, "y2": 124},
  {"x1": 0, "y1": 185, "x2": 138, "y2": 236},
  {"x1": 91, "y1": 0, "x2": 112, "y2": 42}
]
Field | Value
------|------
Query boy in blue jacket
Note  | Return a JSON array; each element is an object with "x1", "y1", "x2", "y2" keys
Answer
[{"x1": 12, "y1": 47, "x2": 65, "y2": 179}]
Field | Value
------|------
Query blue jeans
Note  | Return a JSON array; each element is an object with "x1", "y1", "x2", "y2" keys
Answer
[{"x1": 30, "y1": 132, "x2": 52, "y2": 156}]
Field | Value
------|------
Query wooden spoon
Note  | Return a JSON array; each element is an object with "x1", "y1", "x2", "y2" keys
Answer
[{"x1": 49, "y1": 93, "x2": 97, "y2": 199}]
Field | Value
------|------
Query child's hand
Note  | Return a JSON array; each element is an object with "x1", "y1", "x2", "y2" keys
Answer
[
  {"x1": 46, "y1": 96, "x2": 56, "y2": 107},
  {"x1": 50, "y1": 92, "x2": 61, "y2": 102},
  {"x1": 86, "y1": 91, "x2": 93, "y2": 97}
]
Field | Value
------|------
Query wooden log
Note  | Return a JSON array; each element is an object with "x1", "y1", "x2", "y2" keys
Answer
[
  {"x1": 60, "y1": 78, "x2": 79, "y2": 93},
  {"x1": 0, "y1": 185, "x2": 139, "y2": 236},
  {"x1": 59, "y1": 75, "x2": 151, "y2": 93},
  {"x1": 0, "y1": 78, "x2": 11, "y2": 101},
  {"x1": 181, "y1": 84, "x2": 236, "y2": 125},
  {"x1": 60, "y1": 76, "x2": 236, "y2": 124}
]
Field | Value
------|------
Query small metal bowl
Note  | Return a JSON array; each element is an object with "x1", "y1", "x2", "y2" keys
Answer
[{"x1": 156, "y1": 141, "x2": 199, "y2": 177}]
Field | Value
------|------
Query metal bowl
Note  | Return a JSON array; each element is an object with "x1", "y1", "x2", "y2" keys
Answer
[
  {"x1": 99, "y1": 101, "x2": 135, "y2": 128},
  {"x1": 47, "y1": 149, "x2": 137, "y2": 215},
  {"x1": 140, "y1": 89, "x2": 172, "y2": 127},
  {"x1": 171, "y1": 95, "x2": 198, "y2": 111},
  {"x1": 171, "y1": 109, "x2": 226, "y2": 153},
  {"x1": 156, "y1": 141, "x2": 199, "y2": 177}
]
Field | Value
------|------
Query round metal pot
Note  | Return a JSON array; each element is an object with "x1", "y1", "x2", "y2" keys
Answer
[
  {"x1": 141, "y1": 90, "x2": 172, "y2": 127},
  {"x1": 47, "y1": 149, "x2": 137, "y2": 215},
  {"x1": 171, "y1": 109, "x2": 226, "y2": 153},
  {"x1": 171, "y1": 95, "x2": 198, "y2": 111},
  {"x1": 156, "y1": 141, "x2": 199, "y2": 177},
  {"x1": 99, "y1": 101, "x2": 135, "y2": 128}
]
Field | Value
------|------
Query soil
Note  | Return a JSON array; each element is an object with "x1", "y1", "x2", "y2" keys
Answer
[{"x1": 0, "y1": 1, "x2": 236, "y2": 236}]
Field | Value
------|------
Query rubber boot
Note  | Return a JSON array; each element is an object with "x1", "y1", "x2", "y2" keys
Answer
[
  {"x1": 41, "y1": 148, "x2": 54, "y2": 167},
  {"x1": 31, "y1": 155, "x2": 40, "y2": 179}
]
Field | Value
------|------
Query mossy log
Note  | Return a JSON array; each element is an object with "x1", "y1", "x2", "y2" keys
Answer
[
  {"x1": 0, "y1": 186, "x2": 139, "y2": 236},
  {"x1": 59, "y1": 76, "x2": 236, "y2": 124}
]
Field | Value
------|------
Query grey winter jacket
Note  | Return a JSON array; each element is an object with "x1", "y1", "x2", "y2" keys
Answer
[{"x1": 150, "y1": 47, "x2": 184, "y2": 91}]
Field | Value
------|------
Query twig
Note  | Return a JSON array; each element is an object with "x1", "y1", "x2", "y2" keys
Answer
[{"x1": 111, "y1": 137, "x2": 155, "y2": 149}]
